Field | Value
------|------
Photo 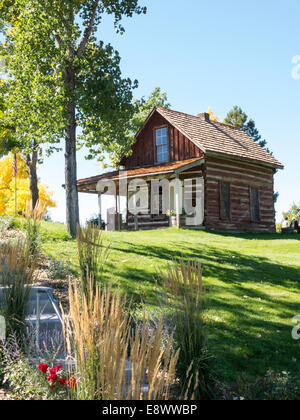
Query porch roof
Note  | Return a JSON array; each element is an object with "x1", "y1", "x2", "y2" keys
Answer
[{"x1": 77, "y1": 158, "x2": 203, "y2": 191}]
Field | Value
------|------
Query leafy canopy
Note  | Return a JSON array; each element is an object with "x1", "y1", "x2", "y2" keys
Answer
[
  {"x1": 0, "y1": 79, "x2": 23, "y2": 156},
  {"x1": 1, "y1": 0, "x2": 147, "y2": 158},
  {"x1": 103, "y1": 87, "x2": 171, "y2": 166}
]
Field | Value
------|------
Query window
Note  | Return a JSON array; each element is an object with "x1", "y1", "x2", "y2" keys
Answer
[
  {"x1": 250, "y1": 187, "x2": 260, "y2": 222},
  {"x1": 155, "y1": 127, "x2": 168, "y2": 163},
  {"x1": 219, "y1": 182, "x2": 230, "y2": 219}
]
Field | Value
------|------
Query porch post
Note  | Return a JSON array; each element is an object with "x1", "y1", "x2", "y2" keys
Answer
[
  {"x1": 126, "y1": 183, "x2": 129, "y2": 227},
  {"x1": 98, "y1": 193, "x2": 102, "y2": 229},
  {"x1": 118, "y1": 194, "x2": 121, "y2": 230},
  {"x1": 175, "y1": 174, "x2": 180, "y2": 228},
  {"x1": 115, "y1": 189, "x2": 119, "y2": 231}
]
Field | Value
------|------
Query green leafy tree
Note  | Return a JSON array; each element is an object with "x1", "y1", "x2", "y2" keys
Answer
[
  {"x1": 224, "y1": 106, "x2": 269, "y2": 150},
  {"x1": 224, "y1": 106, "x2": 248, "y2": 129},
  {"x1": 131, "y1": 87, "x2": 170, "y2": 133},
  {"x1": 283, "y1": 203, "x2": 300, "y2": 223},
  {"x1": 243, "y1": 119, "x2": 267, "y2": 150},
  {"x1": 1, "y1": 0, "x2": 146, "y2": 237},
  {"x1": 105, "y1": 87, "x2": 170, "y2": 166}
]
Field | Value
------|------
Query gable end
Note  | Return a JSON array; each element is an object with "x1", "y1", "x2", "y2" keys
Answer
[{"x1": 121, "y1": 109, "x2": 204, "y2": 169}]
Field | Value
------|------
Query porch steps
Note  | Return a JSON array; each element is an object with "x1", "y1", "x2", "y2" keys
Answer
[{"x1": 127, "y1": 214, "x2": 169, "y2": 231}]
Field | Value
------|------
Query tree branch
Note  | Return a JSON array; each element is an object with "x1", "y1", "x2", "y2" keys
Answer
[
  {"x1": 53, "y1": 30, "x2": 75, "y2": 57},
  {"x1": 53, "y1": 31, "x2": 66, "y2": 51},
  {"x1": 76, "y1": 1, "x2": 99, "y2": 59}
]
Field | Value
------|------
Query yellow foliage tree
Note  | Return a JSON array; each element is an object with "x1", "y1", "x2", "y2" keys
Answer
[{"x1": 0, "y1": 154, "x2": 56, "y2": 216}]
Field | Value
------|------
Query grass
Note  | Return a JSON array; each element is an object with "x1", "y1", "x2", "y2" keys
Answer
[{"x1": 40, "y1": 221, "x2": 300, "y2": 383}]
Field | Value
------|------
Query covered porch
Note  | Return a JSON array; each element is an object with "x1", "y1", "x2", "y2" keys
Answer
[{"x1": 77, "y1": 158, "x2": 205, "y2": 231}]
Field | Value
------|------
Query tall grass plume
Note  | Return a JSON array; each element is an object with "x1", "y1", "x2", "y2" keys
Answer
[
  {"x1": 0, "y1": 239, "x2": 36, "y2": 337},
  {"x1": 63, "y1": 279, "x2": 179, "y2": 400},
  {"x1": 76, "y1": 225, "x2": 110, "y2": 298},
  {"x1": 159, "y1": 259, "x2": 214, "y2": 399},
  {"x1": 24, "y1": 200, "x2": 45, "y2": 258}
]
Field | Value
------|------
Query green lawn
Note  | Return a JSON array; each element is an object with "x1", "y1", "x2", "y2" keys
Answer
[{"x1": 41, "y1": 222, "x2": 300, "y2": 383}]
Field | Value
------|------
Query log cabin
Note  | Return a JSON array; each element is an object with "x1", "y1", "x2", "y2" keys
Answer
[{"x1": 77, "y1": 106, "x2": 284, "y2": 232}]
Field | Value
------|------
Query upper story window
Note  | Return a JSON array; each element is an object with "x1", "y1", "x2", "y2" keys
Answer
[{"x1": 155, "y1": 127, "x2": 168, "y2": 163}]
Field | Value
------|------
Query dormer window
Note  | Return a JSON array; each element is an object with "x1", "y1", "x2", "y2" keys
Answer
[{"x1": 155, "y1": 127, "x2": 168, "y2": 163}]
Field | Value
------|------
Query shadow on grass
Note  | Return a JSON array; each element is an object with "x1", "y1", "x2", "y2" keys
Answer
[
  {"x1": 103, "y1": 234, "x2": 300, "y2": 380},
  {"x1": 119, "y1": 228, "x2": 300, "y2": 241},
  {"x1": 109, "y1": 240, "x2": 299, "y2": 289},
  {"x1": 205, "y1": 230, "x2": 300, "y2": 241}
]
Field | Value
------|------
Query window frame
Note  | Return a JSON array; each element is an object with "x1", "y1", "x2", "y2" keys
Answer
[
  {"x1": 249, "y1": 186, "x2": 261, "y2": 222},
  {"x1": 154, "y1": 125, "x2": 169, "y2": 164},
  {"x1": 219, "y1": 181, "x2": 231, "y2": 220}
]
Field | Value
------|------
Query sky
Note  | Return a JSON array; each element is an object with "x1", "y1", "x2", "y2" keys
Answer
[{"x1": 35, "y1": 0, "x2": 300, "y2": 224}]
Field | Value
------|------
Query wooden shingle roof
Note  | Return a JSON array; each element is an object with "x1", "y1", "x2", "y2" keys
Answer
[{"x1": 154, "y1": 107, "x2": 283, "y2": 169}]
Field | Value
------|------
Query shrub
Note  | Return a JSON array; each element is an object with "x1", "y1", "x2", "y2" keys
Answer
[
  {"x1": 0, "y1": 216, "x2": 14, "y2": 236},
  {"x1": 233, "y1": 370, "x2": 300, "y2": 400},
  {"x1": 262, "y1": 370, "x2": 300, "y2": 400},
  {"x1": 48, "y1": 260, "x2": 70, "y2": 280},
  {"x1": 159, "y1": 259, "x2": 214, "y2": 399},
  {"x1": 86, "y1": 216, "x2": 106, "y2": 230},
  {"x1": 2, "y1": 357, "x2": 47, "y2": 400},
  {"x1": 11, "y1": 217, "x2": 22, "y2": 230},
  {"x1": 63, "y1": 280, "x2": 179, "y2": 400},
  {"x1": 76, "y1": 225, "x2": 110, "y2": 299},
  {"x1": 0, "y1": 326, "x2": 75, "y2": 400},
  {"x1": 0, "y1": 334, "x2": 71, "y2": 400}
]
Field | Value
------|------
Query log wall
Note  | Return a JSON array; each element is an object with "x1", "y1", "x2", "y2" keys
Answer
[{"x1": 203, "y1": 156, "x2": 276, "y2": 233}]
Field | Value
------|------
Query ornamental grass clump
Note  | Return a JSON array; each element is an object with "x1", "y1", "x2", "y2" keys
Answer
[
  {"x1": 63, "y1": 279, "x2": 179, "y2": 400},
  {"x1": 160, "y1": 259, "x2": 214, "y2": 400},
  {"x1": 0, "y1": 239, "x2": 36, "y2": 337},
  {"x1": 24, "y1": 200, "x2": 45, "y2": 258},
  {"x1": 76, "y1": 225, "x2": 110, "y2": 299}
]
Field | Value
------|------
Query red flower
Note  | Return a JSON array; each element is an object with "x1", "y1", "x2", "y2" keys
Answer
[
  {"x1": 47, "y1": 374, "x2": 58, "y2": 383},
  {"x1": 68, "y1": 376, "x2": 76, "y2": 388},
  {"x1": 50, "y1": 368, "x2": 57, "y2": 375},
  {"x1": 49, "y1": 384, "x2": 56, "y2": 389},
  {"x1": 59, "y1": 378, "x2": 67, "y2": 387},
  {"x1": 38, "y1": 363, "x2": 48, "y2": 374},
  {"x1": 56, "y1": 364, "x2": 62, "y2": 372}
]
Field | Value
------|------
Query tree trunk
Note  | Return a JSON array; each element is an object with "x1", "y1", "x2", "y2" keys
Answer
[
  {"x1": 65, "y1": 64, "x2": 79, "y2": 238},
  {"x1": 26, "y1": 140, "x2": 39, "y2": 210}
]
